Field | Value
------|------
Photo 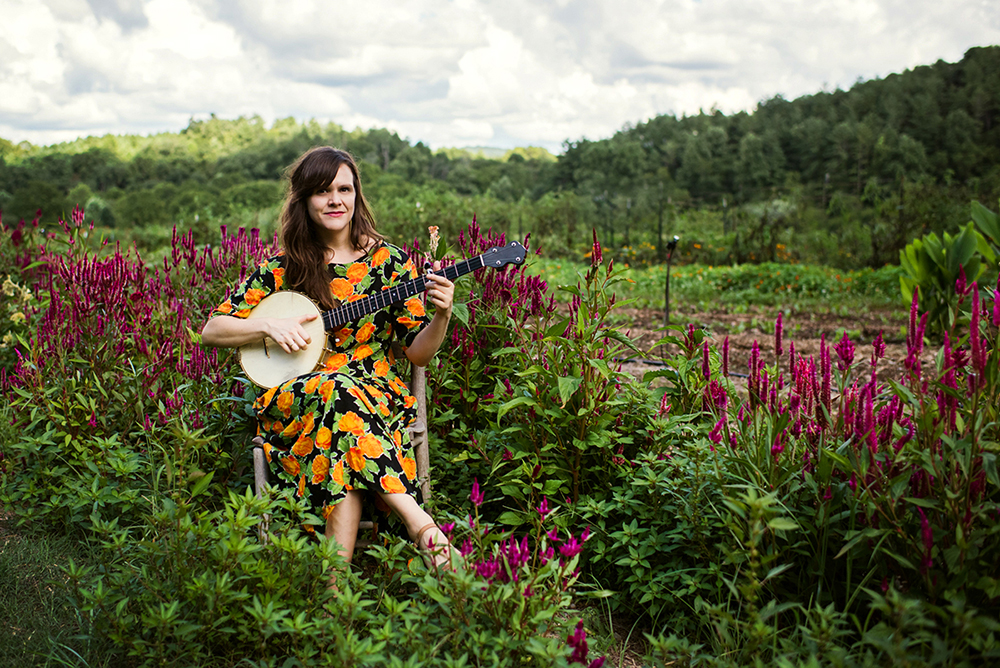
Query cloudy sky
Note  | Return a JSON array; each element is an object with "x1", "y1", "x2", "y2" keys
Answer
[{"x1": 2, "y1": 0, "x2": 999, "y2": 153}]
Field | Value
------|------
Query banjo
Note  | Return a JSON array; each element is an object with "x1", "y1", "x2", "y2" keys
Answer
[{"x1": 238, "y1": 241, "x2": 527, "y2": 388}]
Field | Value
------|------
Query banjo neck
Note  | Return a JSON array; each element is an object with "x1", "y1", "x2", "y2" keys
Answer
[{"x1": 320, "y1": 242, "x2": 525, "y2": 330}]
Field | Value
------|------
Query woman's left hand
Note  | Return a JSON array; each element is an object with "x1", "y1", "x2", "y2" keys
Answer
[{"x1": 425, "y1": 261, "x2": 454, "y2": 316}]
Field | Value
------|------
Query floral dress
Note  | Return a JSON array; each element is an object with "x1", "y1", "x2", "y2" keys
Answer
[{"x1": 210, "y1": 243, "x2": 430, "y2": 532}]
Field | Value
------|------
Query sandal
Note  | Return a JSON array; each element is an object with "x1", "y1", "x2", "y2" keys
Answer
[{"x1": 416, "y1": 523, "x2": 458, "y2": 571}]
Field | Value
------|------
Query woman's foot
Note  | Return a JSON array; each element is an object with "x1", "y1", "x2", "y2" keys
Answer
[{"x1": 415, "y1": 523, "x2": 457, "y2": 571}]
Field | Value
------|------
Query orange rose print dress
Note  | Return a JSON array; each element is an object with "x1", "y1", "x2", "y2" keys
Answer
[{"x1": 210, "y1": 243, "x2": 430, "y2": 531}]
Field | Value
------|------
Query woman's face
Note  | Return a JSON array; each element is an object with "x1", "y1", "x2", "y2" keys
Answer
[{"x1": 307, "y1": 163, "x2": 356, "y2": 239}]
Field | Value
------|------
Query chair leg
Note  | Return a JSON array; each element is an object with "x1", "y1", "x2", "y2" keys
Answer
[
  {"x1": 410, "y1": 365, "x2": 431, "y2": 503},
  {"x1": 252, "y1": 436, "x2": 270, "y2": 544}
]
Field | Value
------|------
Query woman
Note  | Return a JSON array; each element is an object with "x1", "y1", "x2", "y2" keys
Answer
[{"x1": 202, "y1": 146, "x2": 455, "y2": 567}]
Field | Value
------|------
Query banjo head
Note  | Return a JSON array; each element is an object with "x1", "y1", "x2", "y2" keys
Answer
[{"x1": 238, "y1": 291, "x2": 327, "y2": 389}]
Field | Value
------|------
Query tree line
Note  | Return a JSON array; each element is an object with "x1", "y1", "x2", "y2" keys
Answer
[{"x1": 1, "y1": 46, "x2": 998, "y2": 270}]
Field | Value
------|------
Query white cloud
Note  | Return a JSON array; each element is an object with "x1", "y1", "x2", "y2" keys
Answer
[{"x1": 1, "y1": 0, "x2": 998, "y2": 153}]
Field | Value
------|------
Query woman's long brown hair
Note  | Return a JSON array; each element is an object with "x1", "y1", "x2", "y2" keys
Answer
[{"x1": 280, "y1": 147, "x2": 384, "y2": 310}]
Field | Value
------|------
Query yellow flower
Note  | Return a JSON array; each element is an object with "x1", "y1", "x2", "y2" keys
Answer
[{"x1": 10, "y1": 312, "x2": 25, "y2": 324}]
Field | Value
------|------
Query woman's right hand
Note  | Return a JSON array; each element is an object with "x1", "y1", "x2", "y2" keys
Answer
[
  {"x1": 201, "y1": 312, "x2": 318, "y2": 351},
  {"x1": 266, "y1": 313, "x2": 319, "y2": 353}
]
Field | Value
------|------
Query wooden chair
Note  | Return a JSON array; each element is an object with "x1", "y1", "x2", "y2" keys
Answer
[{"x1": 251, "y1": 363, "x2": 430, "y2": 542}]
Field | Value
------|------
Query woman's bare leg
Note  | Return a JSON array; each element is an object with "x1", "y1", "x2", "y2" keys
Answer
[
  {"x1": 375, "y1": 492, "x2": 434, "y2": 540},
  {"x1": 325, "y1": 490, "x2": 364, "y2": 563}
]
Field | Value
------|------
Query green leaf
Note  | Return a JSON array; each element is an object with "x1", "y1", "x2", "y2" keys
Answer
[
  {"x1": 835, "y1": 528, "x2": 883, "y2": 559},
  {"x1": 496, "y1": 511, "x2": 527, "y2": 526},
  {"x1": 190, "y1": 471, "x2": 214, "y2": 498},
  {"x1": 984, "y1": 453, "x2": 1000, "y2": 487},
  {"x1": 497, "y1": 396, "x2": 537, "y2": 419},
  {"x1": 767, "y1": 518, "x2": 799, "y2": 532},
  {"x1": 971, "y1": 200, "x2": 1000, "y2": 249},
  {"x1": 450, "y1": 301, "x2": 470, "y2": 328},
  {"x1": 556, "y1": 375, "x2": 584, "y2": 407}
]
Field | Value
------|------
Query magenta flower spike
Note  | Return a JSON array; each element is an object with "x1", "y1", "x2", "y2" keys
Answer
[
  {"x1": 956, "y1": 265, "x2": 968, "y2": 297},
  {"x1": 834, "y1": 331, "x2": 855, "y2": 371},
  {"x1": 702, "y1": 340, "x2": 710, "y2": 381},
  {"x1": 590, "y1": 228, "x2": 602, "y2": 267},
  {"x1": 918, "y1": 508, "x2": 933, "y2": 573},
  {"x1": 994, "y1": 274, "x2": 1000, "y2": 328},
  {"x1": 970, "y1": 283, "x2": 984, "y2": 390},
  {"x1": 775, "y1": 311, "x2": 784, "y2": 359},
  {"x1": 537, "y1": 496, "x2": 551, "y2": 518},
  {"x1": 470, "y1": 478, "x2": 484, "y2": 507},
  {"x1": 657, "y1": 393, "x2": 671, "y2": 418},
  {"x1": 871, "y1": 331, "x2": 886, "y2": 367}
]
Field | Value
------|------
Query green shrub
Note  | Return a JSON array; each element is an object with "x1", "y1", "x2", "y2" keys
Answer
[{"x1": 899, "y1": 220, "x2": 997, "y2": 335}]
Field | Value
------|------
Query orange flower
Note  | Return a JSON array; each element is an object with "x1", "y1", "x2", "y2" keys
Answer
[
  {"x1": 276, "y1": 391, "x2": 295, "y2": 418},
  {"x1": 372, "y1": 246, "x2": 390, "y2": 266},
  {"x1": 303, "y1": 376, "x2": 321, "y2": 394},
  {"x1": 280, "y1": 419, "x2": 302, "y2": 438},
  {"x1": 271, "y1": 420, "x2": 284, "y2": 433},
  {"x1": 352, "y1": 345, "x2": 373, "y2": 361},
  {"x1": 324, "y1": 352, "x2": 349, "y2": 372},
  {"x1": 356, "y1": 321, "x2": 376, "y2": 343},
  {"x1": 297, "y1": 474, "x2": 305, "y2": 497},
  {"x1": 311, "y1": 454, "x2": 330, "y2": 484},
  {"x1": 331, "y1": 460, "x2": 345, "y2": 485},
  {"x1": 400, "y1": 456, "x2": 416, "y2": 481},
  {"x1": 345, "y1": 447, "x2": 366, "y2": 472},
  {"x1": 245, "y1": 288, "x2": 266, "y2": 306},
  {"x1": 330, "y1": 278, "x2": 354, "y2": 301},
  {"x1": 363, "y1": 384, "x2": 385, "y2": 400},
  {"x1": 263, "y1": 441, "x2": 273, "y2": 463},
  {"x1": 374, "y1": 359, "x2": 390, "y2": 377},
  {"x1": 348, "y1": 385, "x2": 377, "y2": 413},
  {"x1": 272, "y1": 267, "x2": 284, "y2": 290},
  {"x1": 300, "y1": 413, "x2": 315, "y2": 435},
  {"x1": 281, "y1": 457, "x2": 301, "y2": 476},
  {"x1": 292, "y1": 434, "x2": 313, "y2": 457},
  {"x1": 380, "y1": 475, "x2": 405, "y2": 493},
  {"x1": 259, "y1": 418, "x2": 272, "y2": 432},
  {"x1": 396, "y1": 316, "x2": 421, "y2": 329},
  {"x1": 319, "y1": 380, "x2": 336, "y2": 404},
  {"x1": 404, "y1": 395, "x2": 417, "y2": 409},
  {"x1": 405, "y1": 298, "x2": 425, "y2": 317},
  {"x1": 391, "y1": 377, "x2": 408, "y2": 395},
  {"x1": 359, "y1": 433, "x2": 384, "y2": 459},
  {"x1": 261, "y1": 386, "x2": 278, "y2": 406},
  {"x1": 392, "y1": 430, "x2": 403, "y2": 448},
  {"x1": 378, "y1": 402, "x2": 390, "y2": 417},
  {"x1": 316, "y1": 426, "x2": 332, "y2": 450},
  {"x1": 347, "y1": 262, "x2": 369, "y2": 284},
  {"x1": 333, "y1": 327, "x2": 353, "y2": 342},
  {"x1": 347, "y1": 293, "x2": 365, "y2": 303},
  {"x1": 216, "y1": 301, "x2": 233, "y2": 314},
  {"x1": 338, "y1": 411, "x2": 365, "y2": 436}
]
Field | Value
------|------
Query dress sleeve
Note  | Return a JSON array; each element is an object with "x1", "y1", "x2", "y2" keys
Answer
[
  {"x1": 386, "y1": 247, "x2": 430, "y2": 349},
  {"x1": 209, "y1": 255, "x2": 286, "y2": 320}
]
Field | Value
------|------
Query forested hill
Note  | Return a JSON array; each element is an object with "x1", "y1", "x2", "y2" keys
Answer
[
  {"x1": 556, "y1": 45, "x2": 1000, "y2": 205},
  {"x1": 1, "y1": 46, "x2": 998, "y2": 270}
]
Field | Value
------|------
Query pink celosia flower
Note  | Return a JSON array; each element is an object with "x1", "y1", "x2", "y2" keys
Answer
[
  {"x1": 834, "y1": 331, "x2": 855, "y2": 371},
  {"x1": 775, "y1": 311, "x2": 783, "y2": 358}
]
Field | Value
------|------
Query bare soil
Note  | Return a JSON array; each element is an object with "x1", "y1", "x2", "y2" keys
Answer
[{"x1": 612, "y1": 305, "x2": 912, "y2": 384}]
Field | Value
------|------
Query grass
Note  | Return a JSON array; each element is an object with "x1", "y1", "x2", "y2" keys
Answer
[
  {"x1": 0, "y1": 518, "x2": 93, "y2": 667},
  {"x1": 524, "y1": 256, "x2": 907, "y2": 313}
]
